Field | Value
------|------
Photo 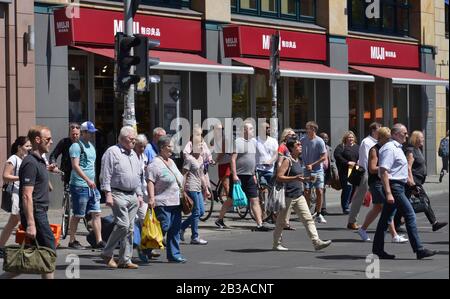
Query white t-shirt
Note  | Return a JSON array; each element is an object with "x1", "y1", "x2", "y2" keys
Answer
[
  {"x1": 6, "y1": 155, "x2": 23, "y2": 193},
  {"x1": 256, "y1": 136, "x2": 279, "y2": 172}
]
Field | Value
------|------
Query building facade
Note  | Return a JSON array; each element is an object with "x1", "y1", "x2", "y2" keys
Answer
[{"x1": 0, "y1": 0, "x2": 449, "y2": 205}]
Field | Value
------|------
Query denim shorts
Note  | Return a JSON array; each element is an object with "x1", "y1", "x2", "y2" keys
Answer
[
  {"x1": 70, "y1": 185, "x2": 101, "y2": 217},
  {"x1": 303, "y1": 170, "x2": 325, "y2": 190},
  {"x1": 257, "y1": 170, "x2": 274, "y2": 187}
]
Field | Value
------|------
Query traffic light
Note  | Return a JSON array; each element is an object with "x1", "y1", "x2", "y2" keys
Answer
[
  {"x1": 115, "y1": 32, "x2": 141, "y2": 92},
  {"x1": 134, "y1": 34, "x2": 161, "y2": 91},
  {"x1": 269, "y1": 31, "x2": 280, "y2": 87}
]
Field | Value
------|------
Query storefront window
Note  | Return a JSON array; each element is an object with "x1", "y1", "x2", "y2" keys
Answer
[
  {"x1": 232, "y1": 0, "x2": 316, "y2": 23},
  {"x1": 349, "y1": 82, "x2": 359, "y2": 136},
  {"x1": 94, "y1": 56, "x2": 116, "y2": 147},
  {"x1": 162, "y1": 74, "x2": 182, "y2": 135},
  {"x1": 289, "y1": 78, "x2": 313, "y2": 131},
  {"x1": 232, "y1": 74, "x2": 250, "y2": 120},
  {"x1": 393, "y1": 84, "x2": 408, "y2": 125},
  {"x1": 348, "y1": 0, "x2": 411, "y2": 36},
  {"x1": 68, "y1": 55, "x2": 88, "y2": 124},
  {"x1": 363, "y1": 82, "x2": 378, "y2": 136}
]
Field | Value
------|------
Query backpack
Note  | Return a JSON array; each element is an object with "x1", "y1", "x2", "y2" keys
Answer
[
  {"x1": 438, "y1": 138, "x2": 449, "y2": 157},
  {"x1": 76, "y1": 141, "x2": 88, "y2": 168}
]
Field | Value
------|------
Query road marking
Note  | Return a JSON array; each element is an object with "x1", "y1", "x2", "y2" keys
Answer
[
  {"x1": 199, "y1": 262, "x2": 234, "y2": 266},
  {"x1": 296, "y1": 266, "x2": 391, "y2": 273}
]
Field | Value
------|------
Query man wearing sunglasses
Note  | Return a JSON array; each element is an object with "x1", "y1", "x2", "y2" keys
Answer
[{"x1": 49, "y1": 123, "x2": 81, "y2": 185}]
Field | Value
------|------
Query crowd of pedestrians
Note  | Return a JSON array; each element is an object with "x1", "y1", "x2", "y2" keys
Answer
[{"x1": 0, "y1": 118, "x2": 447, "y2": 279}]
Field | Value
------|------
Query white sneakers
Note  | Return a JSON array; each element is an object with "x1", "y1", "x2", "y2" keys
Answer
[
  {"x1": 315, "y1": 214, "x2": 327, "y2": 224},
  {"x1": 392, "y1": 234, "x2": 408, "y2": 243},
  {"x1": 357, "y1": 228, "x2": 371, "y2": 242},
  {"x1": 314, "y1": 240, "x2": 332, "y2": 251},
  {"x1": 273, "y1": 244, "x2": 289, "y2": 251}
]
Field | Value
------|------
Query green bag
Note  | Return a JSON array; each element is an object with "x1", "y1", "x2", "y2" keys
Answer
[{"x1": 2, "y1": 239, "x2": 57, "y2": 274}]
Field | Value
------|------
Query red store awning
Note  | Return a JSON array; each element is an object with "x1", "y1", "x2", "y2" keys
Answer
[
  {"x1": 233, "y1": 58, "x2": 374, "y2": 82},
  {"x1": 72, "y1": 46, "x2": 254, "y2": 74},
  {"x1": 350, "y1": 65, "x2": 448, "y2": 86}
]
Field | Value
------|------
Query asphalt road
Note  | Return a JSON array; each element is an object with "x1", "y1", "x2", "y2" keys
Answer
[{"x1": 2, "y1": 191, "x2": 447, "y2": 280}]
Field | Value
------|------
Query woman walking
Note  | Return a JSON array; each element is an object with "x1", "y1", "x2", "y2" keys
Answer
[
  {"x1": 405, "y1": 131, "x2": 447, "y2": 232},
  {"x1": 147, "y1": 136, "x2": 187, "y2": 263},
  {"x1": 334, "y1": 131, "x2": 359, "y2": 220},
  {"x1": 0, "y1": 137, "x2": 32, "y2": 258},
  {"x1": 272, "y1": 138, "x2": 332, "y2": 251},
  {"x1": 180, "y1": 136, "x2": 211, "y2": 245}
]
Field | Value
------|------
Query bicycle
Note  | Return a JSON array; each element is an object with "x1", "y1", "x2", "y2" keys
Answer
[
  {"x1": 235, "y1": 173, "x2": 273, "y2": 222},
  {"x1": 200, "y1": 176, "x2": 228, "y2": 222},
  {"x1": 59, "y1": 171, "x2": 92, "y2": 240}
]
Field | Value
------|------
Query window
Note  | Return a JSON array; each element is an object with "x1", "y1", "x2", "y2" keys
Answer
[
  {"x1": 289, "y1": 78, "x2": 314, "y2": 130},
  {"x1": 348, "y1": 0, "x2": 411, "y2": 36},
  {"x1": 232, "y1": 74, "x2": 251, "y2": 119},
  {"x1": 68, "y1": 55, "x2": 88, "y2": 124},
  {"x1": 108, "y1": 0, "x2": 190, "y2": 9},
  {"x1": 446, "y1": 3, "x2": 449, "y2": 39},
  {"x1": 232, "y1": 0, "x2": 316, "y2": 23}
]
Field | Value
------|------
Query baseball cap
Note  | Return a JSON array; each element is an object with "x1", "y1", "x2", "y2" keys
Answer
[{"x1": 80, "y1": 121, "x2": 98, "y2": 133}]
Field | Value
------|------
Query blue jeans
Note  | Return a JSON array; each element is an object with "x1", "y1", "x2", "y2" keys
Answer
[
  {"x1": 181, "y1": 191, "x2": 205, "y2": 240},
  {"x1": 373, "y1": 181, "x2": 424, "y2": 254},
  {"x1": 154, "y1": 205, "x2": 183, "y2": 261},
  {"x1": 20, "y1": 208, "x2": 56, "y2": 251},
  {"x1": 340, "y1": 179, "x2": 353, "y2": 212}
]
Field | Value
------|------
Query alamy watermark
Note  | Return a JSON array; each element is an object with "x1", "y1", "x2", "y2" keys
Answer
[
  {"x1": 65, "y1": 254, "x2": 80, "y2": 279},
  {"x1": 66, "y1": 0, "x2": 80, "y2": 19},
  {"x1": 365, "y1": 0, "x2": 380, "y2": 19},
  {"x1": 365, "y1": 254, "x2": 380, "y2": 279}
]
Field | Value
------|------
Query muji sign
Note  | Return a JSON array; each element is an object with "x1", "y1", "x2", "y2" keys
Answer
[
  {"x1": 53, "y1": 7, "x2": 202, "y2": 52},
  {"x1": 223, "y1": 25, "x2": 326, "y2": 61},
  {"x1": 348, "y1": 38, "x2": 419, "y2": 68}
]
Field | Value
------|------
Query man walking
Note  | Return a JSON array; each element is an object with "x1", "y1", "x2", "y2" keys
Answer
[
  {"x1": 68, "y1": 121, "x2": 104, "y2": 249},
  {"x1": 348, "y1": 122, "x2": 381, "y2": 231},
  {"x1": 300, "y1": 121, "x2": 327, "y2": 224},
  {"x1": 438, "y1": 130, "x2": 449, "y2": 183},
  {"x1": 145, "y1": 127, "x2": 166, "y2": 164},
  {"x1": 372, "y1": 123, "x2": 436, "y2": 260},
  {"x1": 1, "y1": 126, "x2": 56, "y2": 279},
  {"x1": 215, "y1": 121, "x2": 269, "y2": 231},
  {"x1": 100, "y1": 126, "x2": 143, "y2": 269}
]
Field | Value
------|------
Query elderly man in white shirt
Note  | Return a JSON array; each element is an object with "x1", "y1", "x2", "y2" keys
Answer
[{"x1": 372, "y1": 123, "x2": 436, "y2": 260}]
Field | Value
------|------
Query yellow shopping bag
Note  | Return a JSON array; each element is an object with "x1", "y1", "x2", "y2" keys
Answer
[{"x1": 140, "y1": 208, "x2": 165, "y2": 250}]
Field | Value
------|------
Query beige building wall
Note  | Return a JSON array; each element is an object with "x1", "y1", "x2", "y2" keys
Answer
[
  {"x1": 410, "y1": 0, "x2": 435, "y2": 46},
  {"x1": 192, "y1": 0, "x2": 230, "y2": 22},
  {"x1": 317, "y1": 0, "x2": 347, "y2": 36},
  {"x1": 434, "y1": 0, "x2": 449, "y2": 171},
  {"x1": 0, "y1": 0, "x2": 35, "y2": 188}
]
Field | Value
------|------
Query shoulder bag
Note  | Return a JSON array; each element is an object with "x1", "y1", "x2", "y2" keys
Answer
[{"x1": 1, "y1": 156, "x2": 18, "y2": 213}]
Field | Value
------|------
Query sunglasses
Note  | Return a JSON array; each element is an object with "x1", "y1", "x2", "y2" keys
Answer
[{"x1": 70, "y1": 125, "x2": 80, "y2": 129}]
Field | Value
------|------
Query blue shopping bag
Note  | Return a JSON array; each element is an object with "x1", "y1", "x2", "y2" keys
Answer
[
  {"x1": 232, "y1": 181, "x2": 248, "y2": 208},
  {"x1": 133, "y1": 221, "x2": 141, "y2": 248}
]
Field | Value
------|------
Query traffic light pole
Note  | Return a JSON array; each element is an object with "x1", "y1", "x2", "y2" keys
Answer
[
  {"x1": 123, "y1": 0, "x2": 137, "y2": 129},
  {"x1": 270, "y1": 32, "x2": 280, "y2": 142}
]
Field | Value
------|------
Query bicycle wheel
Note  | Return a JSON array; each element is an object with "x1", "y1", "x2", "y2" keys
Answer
[
  {"x1": 236, "y1": 204, "x2": 249, "y2": 219},
  {"x1": 200, "y1": 187, "x2": 214, "y2": 222},
  {"x1": 61, "y1": 192, "x2": 71, "y2": 240},
  {"x1": 250, "y1": 190, "x2": 273, "y2": 222}
]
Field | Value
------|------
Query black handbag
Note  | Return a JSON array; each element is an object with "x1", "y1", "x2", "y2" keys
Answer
[
  {"x1": 409, "y1": 186, "x2": 428, "y2": 214},
  {"x1": 1, "y1": 184, "x2": 13, "y2": 213},
  {"x1": 1, "y1": 157, "x2": 18, "y2": 213},
  {"x1": 348, "y1": 165, "x2": 365, "y2": 186}
]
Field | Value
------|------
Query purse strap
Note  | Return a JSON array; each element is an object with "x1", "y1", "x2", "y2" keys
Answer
[{"x1": 158, "y1": 156, "x2": 183, "y2": 189}]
